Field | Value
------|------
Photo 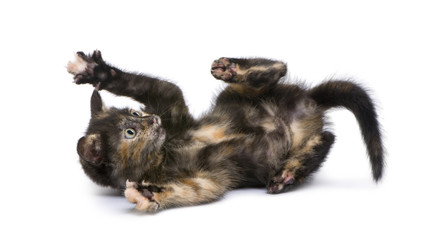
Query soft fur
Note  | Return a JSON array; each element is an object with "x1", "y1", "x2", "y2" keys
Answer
[{"x1": 67, "y1": 50, "x2": 384, "y2": 212}]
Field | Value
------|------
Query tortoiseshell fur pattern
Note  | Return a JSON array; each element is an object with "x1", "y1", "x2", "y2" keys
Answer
[{"x1": 67, "y1": 50, "x2": 384, "y2": 212}]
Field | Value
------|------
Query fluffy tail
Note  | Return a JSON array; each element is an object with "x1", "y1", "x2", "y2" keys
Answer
[{"x1": 309, "y1": 80, "x2": 384, "y2": 181}]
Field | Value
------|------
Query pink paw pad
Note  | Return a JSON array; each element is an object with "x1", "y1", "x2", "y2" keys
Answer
[{"x1": 211, "y1": 58, "x2": 237, "y2": 81}]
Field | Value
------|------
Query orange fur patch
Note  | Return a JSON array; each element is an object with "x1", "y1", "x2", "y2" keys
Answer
[{"x1": 191, "y1": 125, "x2": 228, "y2": 143}]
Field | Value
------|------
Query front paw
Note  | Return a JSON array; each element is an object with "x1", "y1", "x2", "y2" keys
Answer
[
  {"x1": 124, "y1": 180, "x2": 160, "y2": 212},
  {"x1": 67, "y1": 50, "x2": 116, "y2": 88}
]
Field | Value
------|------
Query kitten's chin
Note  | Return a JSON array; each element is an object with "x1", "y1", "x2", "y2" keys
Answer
[
  {"x1": 155, "y1": 127, "x2": 166, "y2": 147},
  {"x1": 158, "y1": 127, "x2": 165, "y2": 138}
]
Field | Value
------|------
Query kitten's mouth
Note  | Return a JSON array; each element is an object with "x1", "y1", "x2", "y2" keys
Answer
[{"x1": 154, "y1": 127, "x2": 166, "y2": 147}]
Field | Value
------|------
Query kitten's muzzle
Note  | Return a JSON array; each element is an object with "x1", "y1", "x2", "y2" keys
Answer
[{"x1": 141, "y1": 115, "x2": 161, "y2": 127}]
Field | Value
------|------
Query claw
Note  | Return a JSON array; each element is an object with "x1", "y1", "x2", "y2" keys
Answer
[
  {"x1": 126, "y1": 179, "x2": 138, "y2": 188},
  {"x1": 92, "y1": 50, "x2": 103, "y2": 62},
  {"x1": 76, "y1": 51, "x2": 87, "y2": 59}
]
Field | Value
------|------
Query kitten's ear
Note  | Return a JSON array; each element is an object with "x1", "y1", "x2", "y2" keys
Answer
[
  {"x1": 77, "y1": 134, "x2": 104, "y2": 165},
  {"x1": 91, "y1": 90, "x2": 106, "y2": 117}
]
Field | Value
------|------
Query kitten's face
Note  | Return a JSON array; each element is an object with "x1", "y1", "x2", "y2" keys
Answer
[{"x1": 77, "y1": 91, "x2": 166, "y2": 188}]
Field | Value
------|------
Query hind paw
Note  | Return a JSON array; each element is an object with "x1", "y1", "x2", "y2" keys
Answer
[
  {"x1": 267, "y1": 171, "x2": 296, "y2": 194},
  {"x1": 211, "y1": 57, "x2": 237, "y2": 82}
]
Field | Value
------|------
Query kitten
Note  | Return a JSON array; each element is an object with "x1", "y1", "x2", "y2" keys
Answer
[{"x1": 67, "y1": 50, "x2": 384, "y2": 212}]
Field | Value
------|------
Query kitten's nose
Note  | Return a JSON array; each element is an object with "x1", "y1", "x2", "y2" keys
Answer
[{"x1": 146, "y1": 115, "x2": 161, "y2": 126}]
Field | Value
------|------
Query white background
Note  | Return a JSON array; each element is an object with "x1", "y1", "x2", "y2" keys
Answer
[{"x1": 1, "y1": 0, "x2": 436, "y2": 239}]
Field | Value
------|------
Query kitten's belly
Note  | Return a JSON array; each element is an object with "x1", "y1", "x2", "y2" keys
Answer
[
  {"x1": 186, "y1": 118, "x2": 292, "y2": 181},
  {"x1": 188, "y1": 123, "x2": 244, "y2": 144}
]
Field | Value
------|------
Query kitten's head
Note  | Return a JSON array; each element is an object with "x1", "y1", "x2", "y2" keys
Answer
[{"x1": 77, "y1": 91, "x2": 166, "y2": 188}]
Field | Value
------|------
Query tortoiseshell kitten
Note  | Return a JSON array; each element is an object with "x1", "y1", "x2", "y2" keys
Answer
[{"x1": 67, "y1": 50, "x2": 384, "y2": 212}]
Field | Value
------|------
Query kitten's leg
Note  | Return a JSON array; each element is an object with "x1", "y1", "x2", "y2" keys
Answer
[
  {"x1": 67, "y1": 50, "x2": 193, "y2": 129},
  {"x1": 211, "y1": 57, "x2": 287, "y2": 94},
  {"x1": 124, "y1": 173, "x2": 231, "y2": 212},
  {"x1": 267, "y1": 131, "x2": 335, "y2": 193}
]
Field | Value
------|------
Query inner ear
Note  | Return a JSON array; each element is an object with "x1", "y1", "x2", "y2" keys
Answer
[
  {"x1": 77, "y1": 134, "x2": 104, "y2": 165},
  {"x1": 91, "y1": 90, "x2": 106, "y2": 117}
]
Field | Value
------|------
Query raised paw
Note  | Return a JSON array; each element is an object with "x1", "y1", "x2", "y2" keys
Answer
[
  {"x1": 267, "y1": 170, "x2": 296, "y2": 194},
  {"x1": 211, "y1": 57, "x2": 237, "y2": 82},
  {"x1": 66, "y1": 50, "x2": 116, "y2": 89},
  {"x1": 124, "y1": 180, "x2": 160, "y2": 212}
]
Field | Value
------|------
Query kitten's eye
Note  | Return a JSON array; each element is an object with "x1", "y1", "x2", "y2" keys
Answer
[
  {"x1": 132, "y1": 111, "x2": 141, "y2": 117},
  {"x1": 125, "y1": 128, "x2": 136, "y2": 139}
]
